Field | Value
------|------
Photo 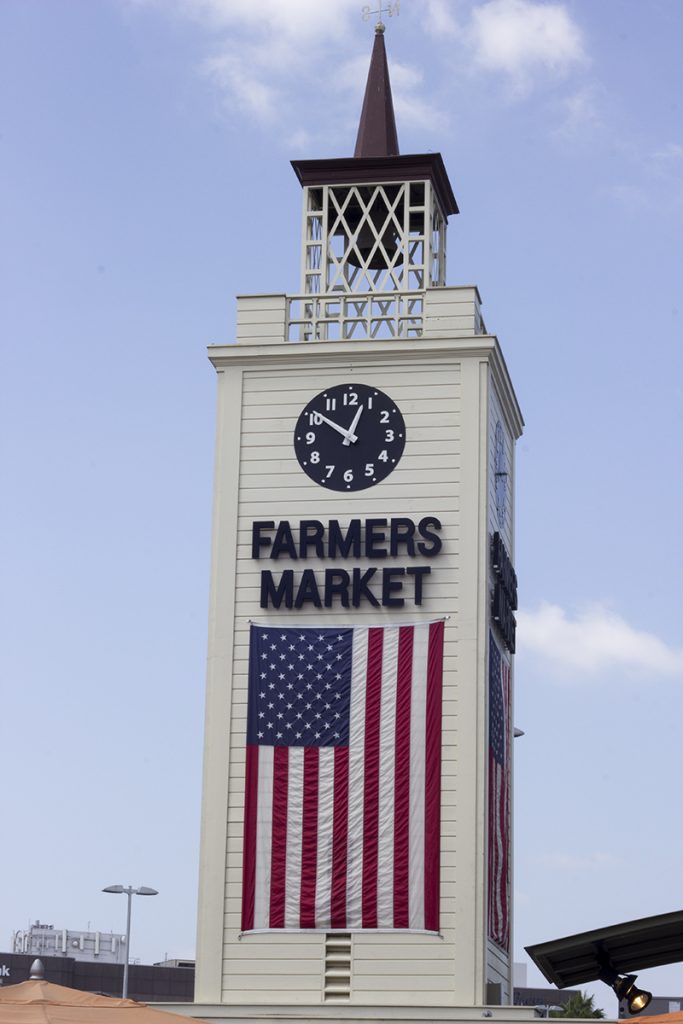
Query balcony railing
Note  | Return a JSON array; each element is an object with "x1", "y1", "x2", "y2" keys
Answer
[
  {"x1": 287, "y1": 291, "x2": 425, "y2": 342},
  {"x1": 233, "y1": 287, "x2": 484, "y2": 345}
]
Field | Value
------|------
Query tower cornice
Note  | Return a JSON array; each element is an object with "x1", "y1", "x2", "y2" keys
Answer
[{"x1": 291, "y1": 153, "x2": 459, "y2": 218}]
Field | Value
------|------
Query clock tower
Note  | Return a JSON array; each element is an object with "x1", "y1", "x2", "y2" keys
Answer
[{"x1": 192, "y1": 21, "x2": 524, "y2": 1022}]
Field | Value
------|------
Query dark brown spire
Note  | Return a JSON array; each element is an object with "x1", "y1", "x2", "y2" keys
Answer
[{"x1": 354, "y1": 24, "x2": 399, "y2": 158}]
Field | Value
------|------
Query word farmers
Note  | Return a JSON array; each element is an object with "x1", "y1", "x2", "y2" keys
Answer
[
  {"x1": 252, "y1": 516, "x2": 442, "y2": 560},
  {"x1": 260, "y1": 565, "x2": 431, "y2": 609}
]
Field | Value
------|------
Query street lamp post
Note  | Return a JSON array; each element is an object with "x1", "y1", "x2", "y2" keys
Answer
[{"x1": 102, "y1": 884, "x2": 158, "y2": 999}]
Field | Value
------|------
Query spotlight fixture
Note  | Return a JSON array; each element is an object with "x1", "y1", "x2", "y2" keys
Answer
[{"x1": 598, "y1": 965, "x2": 652, "y2": 1015}]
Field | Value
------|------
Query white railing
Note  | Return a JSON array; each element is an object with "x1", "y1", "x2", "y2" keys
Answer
[
  {"x1": 233, "y1": 287, "x2": 484, "y2": 345},
  {"x1": 287, "y1": 290, "x2": 425, "y2": 342}
]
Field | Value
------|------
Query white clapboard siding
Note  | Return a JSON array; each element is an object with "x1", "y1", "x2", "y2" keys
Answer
[
  {"x1": 235, "y1": 295, "x2": 287, "y2": 345},
  {"x1": 487, "y1": 938, "x2": 512, "y2": 1005},
  {"x1": 195, "y1": 318, "x2": 523, "y2": 1008},
  {"x1": 422, "y1": 286, "x2": 484, "y2": 338}
]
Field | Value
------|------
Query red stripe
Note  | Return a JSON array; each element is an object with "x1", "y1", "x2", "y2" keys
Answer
[
  {"x1": 269, "y1": 747, "x2": 289, "y2": 928},
  {"x1": 361, "y1": 627, "x2": 384, "y2": 928},
  {"x1": 331, "y1": 746, "x2": 349, "y2": 928},
  {"x1": 498, "y1": 765, "x2": 507, "y2": 944},
  {"x1": 489, "y1": 757, "x2": 500, "y2": 941},
  {"x1": 241, "y1": 745, "x2": 259, "y2": 932},
  {"x1": 300, "y1": 746, "x2": 319, "y2": 928},
  {"x1": 500, "y1": 662, "x2": 511, "y2": 948},
  {"x1": 424, "y1": 620, "x2": 444, "y2": 931},
  {"x1": 393, "y1": 625, "x2": 414, "y2": 927},
  {"x1": 488, "y1": 753, "x2": 495, "y2": 938},
  {"x1": 500, "y1": 766, "x2": 508, "y2": 946}
]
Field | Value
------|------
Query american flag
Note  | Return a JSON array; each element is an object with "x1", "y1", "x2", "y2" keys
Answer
[
  {"x1": 241, "y1": 620, "x2": 444, "y2": 932},
  {"x1": 487, "y1": 633, "x2": 511, "y2": 950}
]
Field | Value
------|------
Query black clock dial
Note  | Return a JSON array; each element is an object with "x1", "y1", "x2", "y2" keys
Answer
[{"x1": 294, "y1": 383, "x2": 406, "y2": 491}]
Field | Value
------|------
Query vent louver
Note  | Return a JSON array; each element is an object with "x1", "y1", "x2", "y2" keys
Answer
[{"x1": 324, "y1": 933, "x2": 352, "y2": 1002}]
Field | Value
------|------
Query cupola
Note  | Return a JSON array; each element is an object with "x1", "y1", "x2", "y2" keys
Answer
[{"x1": 290, "y1": 20, "x2": 458, "y2": 339}]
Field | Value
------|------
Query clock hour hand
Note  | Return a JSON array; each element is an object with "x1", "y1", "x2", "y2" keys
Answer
[
  {"x1": 317, "y1": 412, "x2": 358, "y2": 445},
  {"x1": 342, "y1": 404, "x2": 363, "y2": 446}
]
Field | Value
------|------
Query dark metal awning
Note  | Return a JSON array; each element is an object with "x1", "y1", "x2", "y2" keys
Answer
[{"x1": 526, "y1": 910, "x2": 683, "y2": 988}]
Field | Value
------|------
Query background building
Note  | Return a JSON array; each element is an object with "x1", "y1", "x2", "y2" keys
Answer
[
  {"x1": 12, "y1": 922, "x2": 126, "y2": 964},
  {"x1": 0, "y1": 952, "x2": 194, "y2": 1003}
]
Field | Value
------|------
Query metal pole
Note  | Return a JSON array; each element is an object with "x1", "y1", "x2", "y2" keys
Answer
[
  {"x1": 103, "y1": 882, "x2": 157, "y2": 1000},
  {"x1": 122, "y1": 887, "x2": 133, "y2": 999}
]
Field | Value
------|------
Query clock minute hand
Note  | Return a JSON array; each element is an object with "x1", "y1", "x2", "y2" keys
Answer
[
  {"x1": 342, "y1": 404, "x2": 364, "y2": 446},
  {"x1": 318, "y1": 412, "x2": 358, "y2": 445}
]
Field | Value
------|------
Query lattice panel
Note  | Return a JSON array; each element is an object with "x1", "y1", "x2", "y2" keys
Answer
[
  {"x1": 431, "y1": 204, "x2": 446, "y2": 287},
  {"x1": 301, "y1": 180, "x2": 446, "y2": 297},
  {"x1": 288, "y1": 291, "x2": 424, "y2": 341},
  {"x1": 327, "y1": 184, "x2": 410, "y2": 292}
]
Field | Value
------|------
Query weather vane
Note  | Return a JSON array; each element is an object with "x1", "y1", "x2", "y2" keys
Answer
[{"x1": 361, "y1": 1, "x2": 400, "y2": 31}]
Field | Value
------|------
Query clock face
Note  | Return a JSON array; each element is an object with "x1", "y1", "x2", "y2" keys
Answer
[
  {"x1": 494, "y1": 420, "x2": 507, "y2": 527},
  {"x1": 293, "y1": 383, "x2": 406, "y2": 491}
]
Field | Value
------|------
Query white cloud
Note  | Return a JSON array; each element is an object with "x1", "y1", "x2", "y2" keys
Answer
[
  {"x1": 130, "y1": 0, "x2": 587, "y2": 140},
  {"x1": 536, "y1": 850, "x2": 619, "y2": 872},
  {"x1": 554, "y1": 85, "x2": 602, "y2": 138},
  {"x1": 202, "y1": 51, "x2": 279, "y2": 121},
  {"x1": 605, "y1": 182, "x2": 651, "y2": 210},
  {"x1": 469, "y1": 0, "x2": 585, "y2": 82},
  {"x1": 152, "y1": 0, "x2": 357, "y2": 42},
  {"x1": 606, "y1": 141, "x2": 683, "y2": 213},
  {"x1": 133, "y1": 0, "x2": 447, "y2": 146},
  {"x1": 517, "y1": 602, "x2": 683, "y2": 678},
  {"x1": 423, "y1": 0, "x2": 460, "y2": 38},
  {"x1": 391, "y1": 61, "x2": 447, "y2": 133},
  {"x1": 335, "y1": 53, "x2": 374, "y2": 94},
  {"x1": 651, "y1": 142, "x2": 683, "y2": 178}
]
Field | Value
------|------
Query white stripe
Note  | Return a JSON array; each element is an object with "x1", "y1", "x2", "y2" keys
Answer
[
  {"x1": 253, "y1": 745, "x2": 274, "y2": 930},
  {"x1": 376, "y1": 625, "x2": 399, "y2": 927},
  {"x1": 345, "y1": 627, "x2": 369, "y2": 928},
  {"x1": 315, "y1": 746, "x2": 335, "y2": 928},
  {"x1": 284, "y1": 746, "x2": 304, "y2": 928},
  {"x1": 408, "y1": 622, "x2": 429, "y2": 929},
  {"x1": 494, "y1": 763, "x2": 503, "y2": 937}
]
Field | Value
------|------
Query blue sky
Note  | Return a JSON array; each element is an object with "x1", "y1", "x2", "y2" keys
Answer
[{"x1": 2, "y1": 0, "x2": 682, "y2": 1011}]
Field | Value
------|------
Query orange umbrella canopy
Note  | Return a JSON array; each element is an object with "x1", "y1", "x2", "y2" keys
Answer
[
  {"x1": 0, "y1": 980, "x2": 190, "y2": 1024},
  {"x1": 628, "y1": 1016, "x2": 683, "y2": 1024}
]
